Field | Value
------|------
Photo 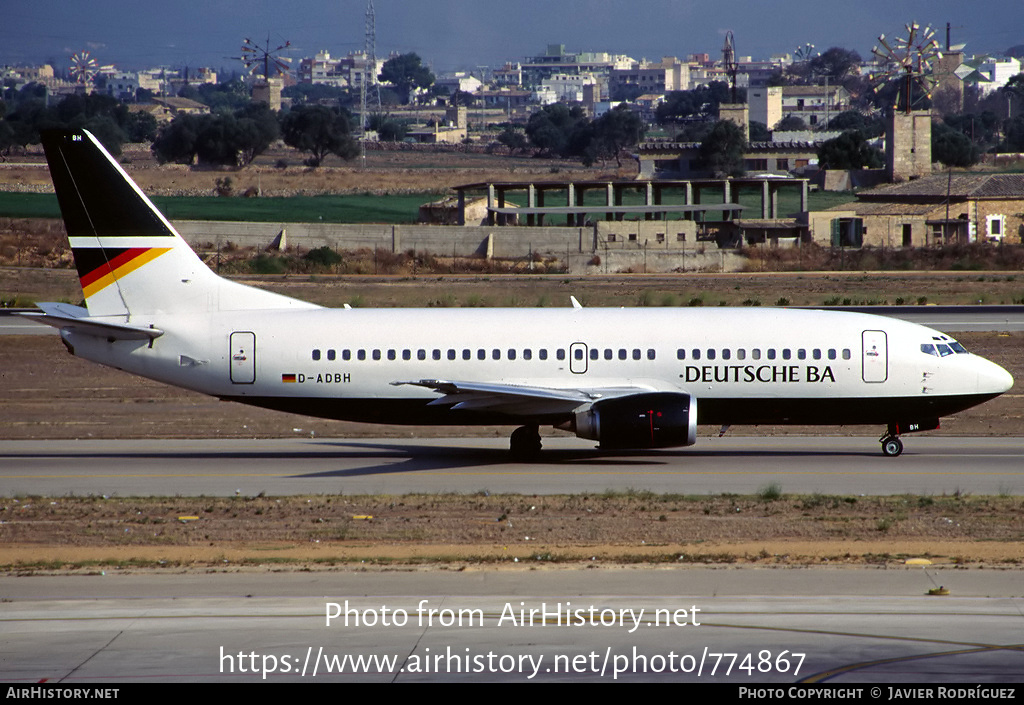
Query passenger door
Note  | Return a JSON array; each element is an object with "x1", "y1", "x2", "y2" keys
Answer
[{"x1": 862, "y1": 330, "x2": 887, "y2": 383}]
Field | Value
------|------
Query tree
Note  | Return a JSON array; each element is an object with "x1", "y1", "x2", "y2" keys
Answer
[
  {"x1": 496, "y1": 125, "x2": 529, "y2": 153},
  {"x1": 656, "y1": 81, "x2": 734, "y2": 123},
  {"x1": 581, "y1": 104, "x2": 645, "y2": 166},
  {"x1": 1003, "y1": 114, "x2": 1024, "y2": 152},
  {"x1": 827, "y1": 110, "x2": 884, "y2": 138},
  {"x1": 379, "y1": 53, "x2": 434, "y2": 104},
  {"x1": 817, "y1": 130, "x2": 884, "y2": 169},
  {"x1": 748, "y1": 120, "x2": 771, "y2": 142},
  {"x1": 932, "y1": 121, "x2": 978, "y2": 167},
  {"x1": 152, "y1": 114, "x2": 204, "y2": 164},
  {"x1": 776, "y1": 115, "x2": 808, "y2": 132},
  {"x1": 808, "y1": 47, "x2": 862, "y2": 83},
  {"x1": 525, "y1": 103, "x2": 588, "y2": 156},
  {"x1": 697, "y1": 120, "x2": 746, "y2": 177},
  {"x1": 281, "y1": 105, "x2": 358, "y2": 166}
]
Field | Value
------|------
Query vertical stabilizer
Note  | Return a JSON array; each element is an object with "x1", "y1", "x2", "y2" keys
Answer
[{"x1": 40, "y1": 130, "x2": 317, "y2": 318}]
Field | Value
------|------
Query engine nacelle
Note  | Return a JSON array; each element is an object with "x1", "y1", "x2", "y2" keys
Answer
[{"x1": 573, "y1": 392, "x2": 697, "y2": 449}]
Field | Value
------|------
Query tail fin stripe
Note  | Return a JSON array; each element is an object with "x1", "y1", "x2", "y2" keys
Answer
[{"x1": 80, "y1": 247, "x2": 171, "y2": 298}]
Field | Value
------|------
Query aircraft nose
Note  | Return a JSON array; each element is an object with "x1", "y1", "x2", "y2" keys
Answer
[{"x1": 978, "y1": 357, "x2": 1014, "y2": 395}]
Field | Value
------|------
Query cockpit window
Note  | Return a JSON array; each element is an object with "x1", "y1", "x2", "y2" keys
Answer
[
  {"x1": 936, "y1": 344, "x2": 954, "y2": 357},
  {"x1": 949, "y1": 341, "x2": 968, "y2": 354},
  {"x1": 921, "y1": 344, "x2": 938, "y2": 357}
]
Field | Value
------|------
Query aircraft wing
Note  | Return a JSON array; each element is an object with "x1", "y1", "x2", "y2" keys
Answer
[
  {"x1": 19, "y1": 302, "x2": 163, "y2": 341},
  {"x1": 392, "y1": 379, "x2": 670, "y2": 416}
]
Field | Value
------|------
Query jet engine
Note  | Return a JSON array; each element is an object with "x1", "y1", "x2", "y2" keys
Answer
[{"x1": 573, "y1": 392, "x2": 697, "y2": 449}]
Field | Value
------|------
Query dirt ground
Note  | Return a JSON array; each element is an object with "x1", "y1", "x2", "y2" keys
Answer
[
  {"x1": 3, "y1": 493, "x2": 1023, "y2": 574},
  {"x1": 0, "y1": 142, "x2": 615, "y2": 197}
]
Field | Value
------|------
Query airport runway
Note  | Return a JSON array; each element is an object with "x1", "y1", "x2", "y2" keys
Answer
[
  {"x1": 2, "y1": 570, "x2": 1022, "y2": 683},
  {"x1": 2, "y1": 436, "x2": 1023, "y2": 497}
]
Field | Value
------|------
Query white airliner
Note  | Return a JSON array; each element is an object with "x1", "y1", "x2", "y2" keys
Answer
[{"x1": 25, "y1": 130, "x2": 1013, "y2": 457}]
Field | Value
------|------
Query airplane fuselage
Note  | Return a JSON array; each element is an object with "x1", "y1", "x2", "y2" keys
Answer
[{"x1": 64, "y1": 306, "x2": 1010, "y2": 429}]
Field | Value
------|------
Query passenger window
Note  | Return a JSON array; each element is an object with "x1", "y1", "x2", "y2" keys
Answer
[
  {"x1": 634, "y1": 349, "x2": 643, "y2": 360},
  {"x1": 433, "y1": 349, "x2": 442, "y2": 361},
  {"x1": 447, "y1": 349, "x2": 455, "y2": 360},
  {"x1": 722, "y1": 349, "x2": 731, "y2": 360},
  {"x1": 619, "y1": 349, "x2": 627, "y2": 360},
  {"x1": 574, "y1": 349, "x2": 584, "y2": 360},
  {"x1": 797, "y1": 349, "x2": 806, "y2": 360},
  {"x1": 692, "y1": 349, "x2": 701, "y2": 360},
  {"x1": 462, "y1": 349, "x2": 471, "y2": 360},
  {"x1": 677, "y1": 348, "x2": 686, "y2": 360},
  {"x1": 418, "y1": 349, "x2": 426, "y2": 360},
  {"x1": 372, "y1": 349, "x2": 381, "y2": 361},
  {"x1": 492, "y1": 349, "x2": 501, "y2": 360},
  {"x1": 524, "y1": 349, "x2": 532, "y2": 360},
  {"x1": 508, "y1": 349, "x2": 517, "y2": 360},
  {"x1": 647, "y1": 349, "x2": 655, "y2": 360},
  {"x1": 737, "y1": 349, "x2": 746, "y2": 360},
  {"x1": 557, "y1": 349, "x2": 565, "y2": 361},
  {"x1": 477, "y1": 349, "x2": 486, "y2": 360},
  {"x1": 752, "y1": 349, "x2": 761, "y2": 360},
  {"x1": 342, "y1": 350, "x2": 351, "y2": 361},
  {"x1": 828, "y1": 349, "x2": 837, "y2": 360},
  {"x1": 782, "y1": 349, "x2": 791, "y2": 360},
  {"x1": 767, "y1": 349, "x2": 776, "y2": 360},
  {"x1": 707, "y1": 349, "x2": 716, "y2": 360},
  {"x1": 589, "y1": 349, "x2": 598, "y2": 360},
  {"x1": 604, "y1": 349, "x2": 613, "y2": 360},
  {"x1": 812, "y1": 349, "x2": 821, "y2": 360},
  {"x1": 312, "y1": 349, "x2": 321, "y2": 361},
  {"x1": 842, "y1": 349, "x2": 851, "y2": 360},
  {"x1": 539, "y1": 349, "x2": 548, "y2": 360},
  {"x1": 357, "y1": 349, "x2": 366, "y2": 361},
  {"x1": 387, "y1": 350, "x2": 396, "y2": 361},
  {"x1": 400, "y1": 349, "x2": 410, "y2": 361},
  {"x1": 327, "y1": 349, "x2": 336, "y2": 361}
]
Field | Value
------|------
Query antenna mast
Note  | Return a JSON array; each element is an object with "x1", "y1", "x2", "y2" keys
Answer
[{"x1": 360, "y1": 0, "x2": 382, "y2": 164}]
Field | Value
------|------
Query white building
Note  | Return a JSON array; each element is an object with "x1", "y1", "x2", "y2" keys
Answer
[
  {"x1": 298, "y1": 51, "x2": 383, "y2": 89},
  {"x1": 540, "y1": 73, "x2": 598, "y2": 103},
  {"x1": 435, "y1": 72, "x2": 483, "y2": 96},
  {"x1": 975, "y1": 57, "x2": 1022, "y2": 96}
]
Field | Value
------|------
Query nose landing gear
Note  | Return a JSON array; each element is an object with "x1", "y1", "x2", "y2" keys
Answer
[
  {"x1": 879, "y1": 420, "x2": 940, "y2": 457},
  {"x1": 880, "y1": 435, "x2": 904, "y2": 457}
]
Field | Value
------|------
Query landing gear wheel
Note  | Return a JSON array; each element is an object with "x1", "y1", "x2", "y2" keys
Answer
[
  {"x1": 510, "y1": 425, "x2": 542, "y2": 460},
  {"x1": 881, "y1": 436, "x2": 904, "y2": 457}
]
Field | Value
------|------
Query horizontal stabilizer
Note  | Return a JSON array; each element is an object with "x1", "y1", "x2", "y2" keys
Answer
[{"x1": 19, "y1": 303, "x2": 163, "y2": 341}]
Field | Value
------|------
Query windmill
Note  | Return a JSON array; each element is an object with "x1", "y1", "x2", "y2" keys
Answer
[
  {"x1": 794, "y1": 43, "x2": 818, "y2": 64},
  {"x1": 233, "y1": 35, "x2": 292, "y2": 110},
  {"x1": 234, "y1": 35, "x2": 293, "y2": 82},
  {"x1": 69, "y1": 51, "x2": 99, "y2": 85},
  {"x1": 870, "y1": 23, "x2": 943, "y2": 113},
  {"x1": 722, "y1": 30, "x2": 739, "y2": 102}
]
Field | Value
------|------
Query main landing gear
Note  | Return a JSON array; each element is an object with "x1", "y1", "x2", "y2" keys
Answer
[{"x1": 510, "y1": 424, "x2": 542, "y2": 460}]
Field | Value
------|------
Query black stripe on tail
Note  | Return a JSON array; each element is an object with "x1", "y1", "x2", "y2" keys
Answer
[{"x1": 40, "y1": 130, "x2": 173, "y2": 239}]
